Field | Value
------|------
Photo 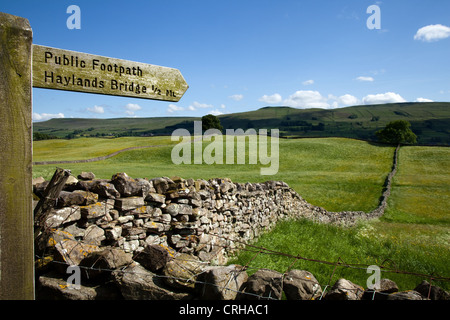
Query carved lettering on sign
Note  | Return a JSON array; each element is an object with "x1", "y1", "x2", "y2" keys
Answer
[{"x1": 32, "y1": 45, "x2": 188, "y2": 102}]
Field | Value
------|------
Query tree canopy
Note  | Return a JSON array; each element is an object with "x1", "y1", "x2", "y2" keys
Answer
[
  {"x1": 376, "y1": 120, "x2": 417, "y2": 145},
  {"x1": 201, "y1": 114, "x2": 223, "y2": 132}
]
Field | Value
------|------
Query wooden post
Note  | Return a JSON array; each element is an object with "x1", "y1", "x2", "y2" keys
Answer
[
  {"x1": 34, "y1": 168, "x2": 71, "y2": 228},
  {"x1": 0, "y1": 12, "x2": 34, "y2": 299}
]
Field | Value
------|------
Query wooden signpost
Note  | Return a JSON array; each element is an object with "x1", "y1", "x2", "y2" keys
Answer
[
  {"x1": 33, "y1": 45, "x2": 188, "y2": 101},
  {"x1": 0, "y1": 12, "x2": 34, "y2": 300},
  {"x1": 0, "y1": 11, "x2": 188, "y2": 299}
]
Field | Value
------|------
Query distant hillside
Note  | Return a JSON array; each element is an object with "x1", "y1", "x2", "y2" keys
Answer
[{"x1": 33, "y1": 102, "x2": 450, "y2": 145}]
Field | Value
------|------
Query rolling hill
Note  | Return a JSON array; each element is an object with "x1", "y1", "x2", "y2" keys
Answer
[{"x1": 33, "y1": 102, "x2": 450, "y2": 145}]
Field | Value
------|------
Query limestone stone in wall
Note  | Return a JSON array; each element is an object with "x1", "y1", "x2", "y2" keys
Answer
[
  {"x1": 113, "y1": 263, "x2": 194, "y2": 300},
  {"x1": 324, "y1": 278, "x2": 365, "y2": 300},
  {"x1": 111, "y1": 172, "x2": 142, "y2": 197},
  {"x1": 33, "y1": 171, "x2": 446, "y2": 300},
  {"x1": 237, "y1": 268, "x2": 284, "y2": 300},
  {"x1": 43, "y1": 206, "x2": 81, "y2": 229},
  {"x1": 196, "y1": 265, "x2": 248, "y2": 300},
  {"x1": 283, "y1": 270, "x2": 323, "y2": 300}
]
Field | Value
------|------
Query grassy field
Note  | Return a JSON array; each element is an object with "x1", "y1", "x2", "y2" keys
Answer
[
  {"x1": 370, "y1": 145, "x2": 450, "y2": 277},
  {"x1": 228, "y1": 218, "x2": 449, "y2": 292},
  {"x1": 32, "y1": 136, "x2": 449, "y2": 291},
  {"x1": 382, "y1": 146, "x2": 450, "y2": 225},
  {"x1": 228, "y1": 144, "x2": 450, "y2": 291},
  {"x1": 32, "y1": 136, "x2": 176, "y2": 162},
  {"x1": 33, "y1": 137, "x2": 394, "y2": 212}
]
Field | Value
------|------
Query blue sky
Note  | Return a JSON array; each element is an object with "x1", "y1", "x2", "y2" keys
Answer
[{"x1": 3, "y1": 0, "x2": 450, "y2": 121}]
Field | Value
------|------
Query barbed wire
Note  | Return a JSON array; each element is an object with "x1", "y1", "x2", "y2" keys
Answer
[
  {"x1": 36, "y1": 220, "x2": 449, "y2": 301},
  {"x1": 202, "y1": 230, "x2": 450, "y2": 282}
]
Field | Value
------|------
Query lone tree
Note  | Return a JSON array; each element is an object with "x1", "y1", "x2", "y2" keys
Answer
[
  {"x1": 376, "y1": 120, "x2": 417, "y2": 145},
  {"x1": 202, "y1": 114, "x2": 223, "y2": 132}
]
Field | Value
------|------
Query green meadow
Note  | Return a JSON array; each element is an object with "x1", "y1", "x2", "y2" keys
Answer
[
  {"x1": 32, "y1": 136, "x2": 449, "y2": 290},
  {"x1": 33, "y1": 137, "x2": 393, "y2": 212},
  {"x1": 32, "y1": 136, "x2": 176, "y2": 162}
]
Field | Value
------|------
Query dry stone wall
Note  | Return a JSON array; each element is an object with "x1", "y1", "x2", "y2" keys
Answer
[{"x1": 33, "y1": 172, "x2": 381, "y2": 266}]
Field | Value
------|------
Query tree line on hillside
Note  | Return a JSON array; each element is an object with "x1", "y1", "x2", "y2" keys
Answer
[
  {"x1": 34, "y1": 114, "x2": 418, "y2": 146},
  {"x1": 33, "y1": 132, "x2": 59, "y2": 141}
]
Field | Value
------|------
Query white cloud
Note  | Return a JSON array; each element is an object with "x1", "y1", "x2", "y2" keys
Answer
[
  {"x1": 185, "y1": 101, "x2": 215, "y2": 112},
  {"x1": 32, "y1": 112, "x2": 65, "y2": 122},
  {"x1": 260, "y1": 91, "x2": 358, "y2": 109},
  {"x1": 302, "y1": 79, "x2": 314, "y2": 86},
  {"x1": 209, "y1": 109, "x2": 224, "y2": 116},
  {"x1": 167, "y1": 104, "x2": 184, "y2": 113},
  {"x1": 327, "y1": 94, "x2": 360, "y2": 108},
  {"x1": 182, "y1": 101, "x2": 221, "y2": 113},
  {"x1": 356, "y1": 76, "x2": 374, "y2": 82},
  {"x1": 283, "y1": 90, "x2": 330, "y2": 109},
  {"x1": 87, "y1": 105, "x2": 104, "y2": 114},
  {"x1": 259, "y1": 90, "x2": 413, "y2": 110},
  {"x1": 125, "y1": 103, "x2": 142, "y2": 112},
  {"x1": 414, "y1": 24, "x2": 450, "y2": 42},
  {"x1": 124, "y1": 103, "x2": 142, "y2": 116},
  {"x1": 229, "y1": 94, "x2": 244, "y2": 101},
  {"x1": 362, "y1": 92, "x2": 406, "y2": 105},
  {"x1": 192, "y1": 101, "x2": 214, "y2": 109},
  {"x1": 259, "y1": 93, "x2": 283, "y2": 104},
  {"x1": 336, "y1": 94, "x2": 360, "y2": 106},
  {"x1": 415, "y1": 97, "x2": 434, "y2": 102}
]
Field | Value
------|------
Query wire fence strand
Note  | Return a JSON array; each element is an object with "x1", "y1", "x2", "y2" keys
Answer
[{"x1": 36, "y1": 223, "x2": 450, "y2": 300}]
